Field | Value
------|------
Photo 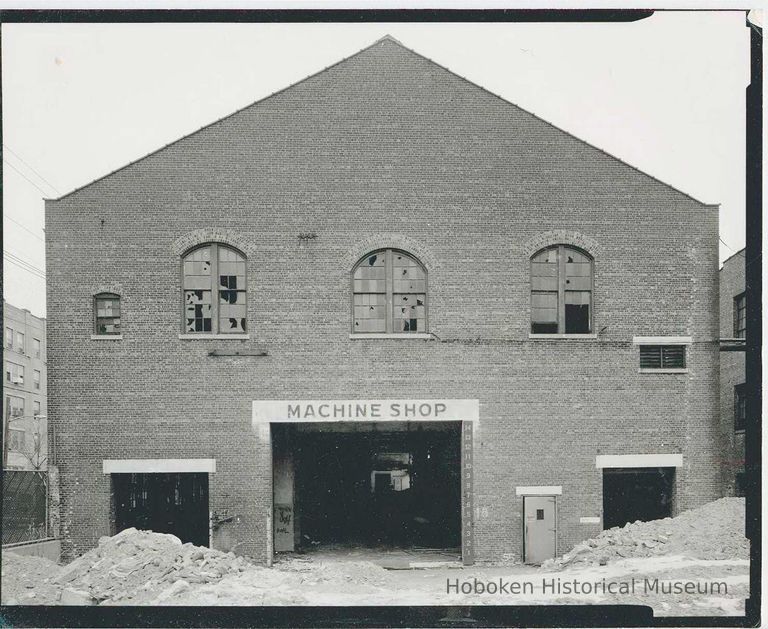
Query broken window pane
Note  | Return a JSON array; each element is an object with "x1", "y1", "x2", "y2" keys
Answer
[
  {"x1": 531, "y1": 245, "x2": 592, "y2": 334},
  {"x1": 353, "y1": 249, "x2": 427, "y2": 333},
  {"x1": 353, "y1": 292, "x2": 386, "y2": 333},
  {"x1": 393, "y1": 293, "x2": 426, "y2": 332},
  {"x1": 182, "y1": 244, "x2": 247, "y2": 334},
  {"x1": 184, "y1": 290, "x2": 212, "y2": 332},
  {"x1": 565, "y1": 291, "x2": 590, "y2": 333}
]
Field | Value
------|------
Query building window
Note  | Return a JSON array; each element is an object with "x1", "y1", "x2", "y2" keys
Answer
[
  {"x1": 531, "y1": 245, "x2": 593, "y2": 334},
  {"x1": 94, "y1": 293, "x2": 121, "y2": 335},
  {"x1": 33, "y1": 400, "x2": 41, "y2": 416},
  {"x1": 6, "y1": 395, "x2": 25, "y2": 418},
  {"x1": 5, "y1": 327, "x2": 12, "y2": 349},
  {"x1": 8, "y1": 428, "x2": 25, "y2": 452},
  {"x1": 33, "y1": 338, "x2": 41, "y2": 358},
  {"x1": 734, "y1": 383, "x2": 746, "y2": 432},
  {"x1": 352, "y1": 249, "x2": 427, "y2": 334},
  {"x1": 639, "y1": 345, "x2": 686, "y2": 370},
  {"x1": 182, "y1": 243, "x2": 247, "y2": 334},
  {"x1": 733, "y1": 292, "x2": 746, "y2": 338},
  {"x1": 15, "y1": 331, "x2": 24, "y2": 354},
  {"x1": 5, "y1": 363, "x2": 24, "y2": 385},
  {"x1": 33, "y1": 370, "x2": 41, "y2": 391}
]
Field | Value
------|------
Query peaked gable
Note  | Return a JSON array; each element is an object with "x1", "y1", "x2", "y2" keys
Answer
[{"x1": 50, "y1": 36, "x2": 714, "y2": 209}]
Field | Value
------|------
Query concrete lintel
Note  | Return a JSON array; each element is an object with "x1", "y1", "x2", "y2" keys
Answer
[
  {"x1": 595, "y1": 453, "x2": 683, "y2": 469},
  {"x1": 632, "y1": 336, "x2": 692, "y2": 345},
  {"x1": 102, "y1": 458, "x2": 216, "y2": 474},
  {"x1": 515, "y1": 485, "x2": 562, "y2": 496}
]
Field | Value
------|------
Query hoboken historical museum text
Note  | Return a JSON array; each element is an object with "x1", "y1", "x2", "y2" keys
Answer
[{"x1": 446, "y1": 577, "x2": 729, "y2": 596}]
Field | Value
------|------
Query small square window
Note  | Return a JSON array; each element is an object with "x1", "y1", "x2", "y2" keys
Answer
[{"x1": 536, "y1": 509, "x2": 545, "y2": 520}]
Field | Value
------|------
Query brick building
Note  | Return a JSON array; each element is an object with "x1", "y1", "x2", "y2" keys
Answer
[
  {"x1": 3, "y1": 300, "x2": 47, "y2": 471},
  {"x1": 719, "y1": 249, "x2": 746, "y2": 496},
  {"x1": 46, "y1": 37, "x2": 722, "y2": 564}
]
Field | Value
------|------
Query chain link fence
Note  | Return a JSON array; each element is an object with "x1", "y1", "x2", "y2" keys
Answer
[{"x1": 2, "y1": 470, "x2": 48, "y2": 545}]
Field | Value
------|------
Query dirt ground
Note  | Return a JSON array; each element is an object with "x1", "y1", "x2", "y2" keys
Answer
[{"x1": 1, "y1": 498, "x2": 749, "y2": 617}]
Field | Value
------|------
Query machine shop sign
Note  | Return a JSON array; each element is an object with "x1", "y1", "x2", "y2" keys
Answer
[{"x1": 252, "y1": 399, "x2": 479, "y2": 423}]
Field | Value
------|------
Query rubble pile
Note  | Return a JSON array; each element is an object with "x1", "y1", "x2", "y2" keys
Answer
[
  {"x1": 52, "y1": 527, "x2": 254, "y2": 604},
  {"x1": 279, "y1": 556, "x2": 389, "y2": 587},
  {"x1": 544, "y1": 497, "x2": 748, "y2": 570},
  {"x1": 1, "y1": 551, "x2": 63, "y2": 605}
]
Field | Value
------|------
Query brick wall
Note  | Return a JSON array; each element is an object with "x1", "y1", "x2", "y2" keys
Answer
[
  {"x1": 46, "y1": 38, "x2": 721, "y2": 562},
  {"x1": 3, "y1": 300, "x2": 48, "y2": 471},
  {"x1": 718, "y1": 249, "x2": 746, "y2": 496}
]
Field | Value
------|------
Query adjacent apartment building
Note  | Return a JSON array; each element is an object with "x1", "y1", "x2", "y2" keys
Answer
[
  {"x1": 719, "y1": 249, "x2": 746, "y2": 497},
  {"x1": 3, "y1": 300, "x2": 47, "y2": 471},
  {"x1": 46, "y1": 37, "x2": 722, "y2": 564}
]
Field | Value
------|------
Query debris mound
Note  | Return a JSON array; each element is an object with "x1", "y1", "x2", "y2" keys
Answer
[
  {"x1": 1, "y1": 551, "x2": 63, "y2": 605},
  {"x1": 278, "y1": 556, "x2": 389, "y2": 587},
  {"x1": 52, "y1": 527, "x2": 253, "y2": 604},
  {"x1": 543, "y1": 497, "x2": 748, "y2": 570}
]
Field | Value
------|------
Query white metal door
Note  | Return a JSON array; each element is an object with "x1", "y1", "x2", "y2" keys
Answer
[{"x1": 524, "y1": 495, "x2": 556, "y2": 564}]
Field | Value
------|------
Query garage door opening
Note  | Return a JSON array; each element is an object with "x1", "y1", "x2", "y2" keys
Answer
[
  {"x1": 272, "y1": 421, "x2": 461, "y2": 553},
  {"x1": 602, "y1": 467, "x2": 675, "y2": 530},
  {"x1": 112, "y1": 472, "x2": 209, "y2": 546}
]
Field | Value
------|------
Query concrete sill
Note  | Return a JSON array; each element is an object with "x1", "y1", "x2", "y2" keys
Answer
[
  {"x1": 349, "y1": 333, "x2": 433, "y2": 340},
  {"x1": 178, "y1": 334, "x2": 250, "y2": 340},
  {"x1": 529, "y1": 333, "x2": 598, "y2": 340},
  {"x1": 638, "y1": 368, "x2": 689, "y2": 374},
  {"x1": 91, "y1": 334, "x2": 123, "y2": 340},
  {"x1": 734, "y1": 429, "x2": 746, "y2": 435}
]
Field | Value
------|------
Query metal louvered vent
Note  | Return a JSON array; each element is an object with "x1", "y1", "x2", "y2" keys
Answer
[{"x1": 639, "y1": 345, "x2": 686, "y2": 369}]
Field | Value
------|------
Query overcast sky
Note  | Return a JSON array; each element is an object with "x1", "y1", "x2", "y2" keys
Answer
[{"x1": 2, "y1": 12, "x2": 749, "y2": 318}]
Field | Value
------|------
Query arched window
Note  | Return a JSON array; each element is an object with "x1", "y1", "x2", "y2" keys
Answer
[
  {"x1": 352, "y1": 249, "x2": 427, "y2": 334},
  {"x1": 531, "y1": 245, "x2": 593, "y2": 334},
  {"x1": 94, "y1": 293, "x2": 121, "y2": 335},
  {"x1": 182, "y1": 243, "x2": 247, "y2": 334}
]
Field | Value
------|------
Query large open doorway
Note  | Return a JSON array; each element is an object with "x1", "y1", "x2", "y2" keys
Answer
[
  {"x1": 112, "y1": 472, "x2": 210, "y2": 546},
  {"x1": 602, "y1": 467, "x2": 675, "y2": 529},
  {"x1": 272, "y1": 421, "x2": 461, "y2": 553}
]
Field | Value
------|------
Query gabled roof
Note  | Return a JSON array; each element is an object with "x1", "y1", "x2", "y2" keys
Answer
[{"x1": 50, "y1": 35, "x2": 716, "y2": 207}]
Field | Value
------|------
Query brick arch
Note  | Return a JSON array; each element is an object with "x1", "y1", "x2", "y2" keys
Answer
[
  {"x1": 343, "y1": 234, "x2": 439, "y2": 273},
  {"x1": 92, "y1": 284, "x2": 122, "y2": 297},
  {"x1": 170, "y1": 229, "x2": 253, "y2": 257},
  {"x1": 523, "y1": 230, "x2": 602, "y2": 259}
]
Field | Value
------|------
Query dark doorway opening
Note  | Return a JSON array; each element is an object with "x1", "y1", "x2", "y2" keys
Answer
[
  {"x1": 602, "y1": 467, "x2": 675, "y2": 529},
  {"x1": 276, "y1": 422, "x2": 461, "y2": 551},
  {"x1": 112, "y1": 472, "x2": 209, "y2": 546}
]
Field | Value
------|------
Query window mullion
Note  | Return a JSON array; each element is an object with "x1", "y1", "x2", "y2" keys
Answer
[
  {"x1": 211, "y1": 244, "x2": 219, "y2": 334},
  {"x1": 557, "y1": 246, "x2": 565, "y2": 334},
  {"x1": 386, "y1": 249, "x2": 394, "y2": 334}
]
